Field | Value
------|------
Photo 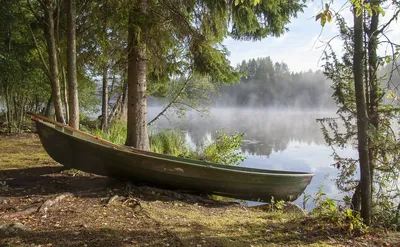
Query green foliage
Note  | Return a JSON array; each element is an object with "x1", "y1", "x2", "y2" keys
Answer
[
  {"x1": 230, "y1": 0, "x2": 306, "y2": 40},
  {"x1": 312, "y1": 186, "x2": 368, "y2": 235},
  {"x1": 77, "y1": 73, "x2": 101, "y2": 113},
  {"x1": 149, "y1": 129, "x2": 247, "y2": 166},
  {"x1": 0, "y1": 0, "x2": 51, "y2": 132},
  {"x1": 92, "y1": 120, "x2": 127, "y2": 146},
  {"x1": 200, "y1": 130, "x2": 246, "y2": 165},
  {"x1": 91, "y1": 120, "x2": 246, "y2": 166},
  {"x1": 270, "y1": 196, "x2": 285, "y2": 213},
  {"x1": 302, "y1": 192, "x2": 311, "y2": 210},
  {"x1": 315, "y1": 4, "x2": 333, "y2": 27},
  {"x1": 318, "y1": 10, "x2": 400, "y2": 228},
  {"x1": 149, "y1": 129, "x2": 191, "y2": 157}
]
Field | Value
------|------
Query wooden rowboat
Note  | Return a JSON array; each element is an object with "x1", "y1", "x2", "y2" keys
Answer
[{"x1": 31, "y1": 114, "x2": 314, "y2": 202}]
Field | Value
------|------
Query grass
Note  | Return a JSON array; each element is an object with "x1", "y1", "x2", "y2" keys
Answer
[
  {"x1": 149, "y1": 129, "x2": 191, "y2": 157},
  {"x1": 91, "y1": 121, "x2": 247, "y2": 166},
  {"x1": 0, "y1": 134, "x2": 58, "y2": 170},
  {"x1": 92, "y1": 121, "x2": 127, "y2": 145},
  {"x1": 91, "y1": 121, "x2": 191, "y2": 157}
]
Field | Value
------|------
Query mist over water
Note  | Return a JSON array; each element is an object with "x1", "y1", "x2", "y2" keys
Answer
[{"x1": 147, "y1": 107, "x2": 358, "y2": 208}]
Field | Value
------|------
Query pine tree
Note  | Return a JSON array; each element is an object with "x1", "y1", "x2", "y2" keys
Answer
[{"x1": 125, "y1": 0, "x2": 306, "y2": 149}]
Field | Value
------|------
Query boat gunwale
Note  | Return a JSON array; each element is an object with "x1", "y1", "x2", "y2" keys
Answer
[{"x1": 34, "y1": 117, "x2": 315, "y2": 178}]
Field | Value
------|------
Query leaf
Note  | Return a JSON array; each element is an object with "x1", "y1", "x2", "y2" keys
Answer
[
  {"x1": 325, "y1": 3, "x2": 329, "y2": 11},
  {"x1": 365, "y1": 3, "x2": 373, "y2": 16},
  {"x1": 321, "y1": 15, "x2": 327, "y2": 26},
  {"x1": 385, "y1": 55, "x2": 392, "y2": 64},
  {"x1": 315, "y1": 13, "x2": 323, "y2": 21},
  {"x1": 387, "y1": 90, "x2": 398, "y2": 100},
  {"x1": 377, "y1": 6, "x2": 385, "y2": 16},
  {"x1": 326, "y1": 11, "x2": 332, "y2": 22},
  {"x1": 356, "y1": 7, "x2": 363, "y2": 17},
  {"x1": 234, "y1": 0, "x2": 240, "y2": 6}
]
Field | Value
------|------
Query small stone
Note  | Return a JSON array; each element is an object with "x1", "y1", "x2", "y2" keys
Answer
[
  {"x1": 0, "y1": 222, "x2": 30, "y2": 234},
  {"x1": 283, "y1": 202, "x2": 308, "y2": 215}
]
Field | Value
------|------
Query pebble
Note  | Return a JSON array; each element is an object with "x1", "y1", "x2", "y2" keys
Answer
[{"x1": 0, "y1": 222, "x2": 30, "y2": 234}]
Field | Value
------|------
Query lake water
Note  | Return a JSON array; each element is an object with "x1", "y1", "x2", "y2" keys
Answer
[{"x1": 147, "y1": 107, "x2": 358, "y2": 209}]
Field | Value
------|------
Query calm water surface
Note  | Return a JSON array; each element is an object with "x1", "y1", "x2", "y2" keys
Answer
[{"x1": 147, "y1": 107, "x2": 357, "y2": 208}]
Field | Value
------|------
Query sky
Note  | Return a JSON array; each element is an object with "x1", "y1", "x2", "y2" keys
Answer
[{"x1": 223, "y1": 0, "x2": 400, "y2": 73}]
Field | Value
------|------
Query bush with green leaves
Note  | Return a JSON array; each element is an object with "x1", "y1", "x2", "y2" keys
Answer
[
  {"x1": 200, "y1": 130, "x2": 246, "y2": 165},
  {"x1": 312, "y1": 186, "x2": 368, "y2": 235}
]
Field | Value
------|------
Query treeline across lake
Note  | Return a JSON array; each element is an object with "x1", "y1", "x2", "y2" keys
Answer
[{"x1": 214, "y1": 57, "x2": 336, "y2": 108}]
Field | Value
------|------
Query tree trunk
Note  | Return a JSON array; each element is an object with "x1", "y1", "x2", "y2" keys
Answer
[
  {"x1": 125, "y1": 0, "x2": 150, "y2": 150},
  {"x1": 43, "y1": 2, "x2": 65, "y2": 123},
  {"x1": 108, "y1": 79, "x2": 127, "y2": 124},
  {"x1": 353, "y1": 6, "x2": 372, "y2": 225},
  {"x1": 4, "y1": 85, "x2": 11, "y2": 123},
  {"x1": 4, "y1": 84, "x2": 12, "y2": 133},
  {"x1": 13, "y1": 95, "x2": 20, "y2": 133},
  {"x1": 54, "y1": 0, "x2": 69, "y2": 123},
  {"x1": 44, "y1": 95, "x2": 53, "y2": 117},
  {"x1": 61, "y1": 62, "x2": 69, "y2": 123},
  {"x1": 101, "y1": 64, "x2": 109, "y2": 130},
  {"x1": 66, "y1": 0, "x2": 79, "y2": 129},
  {"x1": 367, "y1": 0, "x2": 379, "y2": 180}
]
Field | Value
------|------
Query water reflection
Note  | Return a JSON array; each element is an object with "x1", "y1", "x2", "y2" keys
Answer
[{"x1": 147, "y1": 107, "x2": 357, "y2": 208}]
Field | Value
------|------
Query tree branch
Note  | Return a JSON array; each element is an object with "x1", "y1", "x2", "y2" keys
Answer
[
  {"x1": 147, "y1": 74, "x2": 193, "y2": 126},
  {"x1": 18, "y1": 1, "x2": 52, "y2": 81}
]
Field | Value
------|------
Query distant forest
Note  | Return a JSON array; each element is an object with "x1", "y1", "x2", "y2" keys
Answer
[{"x1": 214, "y1": 57, "x2": 336, "y2": 108}]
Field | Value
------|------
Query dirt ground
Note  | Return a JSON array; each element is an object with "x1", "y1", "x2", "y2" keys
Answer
[{"x1": 1, "y1": 134, "x2": 399, "y2": 247}]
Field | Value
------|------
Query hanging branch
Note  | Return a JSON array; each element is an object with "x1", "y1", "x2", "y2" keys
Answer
[
  {"x1": 18, "y1": 1, "x2": 52, "y2": 81},
  {"x1": 147, "y1": 74, "x2": 193, "y2": 126}
]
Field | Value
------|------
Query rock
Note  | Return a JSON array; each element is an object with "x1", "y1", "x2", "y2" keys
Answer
[
  {"x1": 0, "y1": 222, "x2": 30, "y2": 234},
  {"x1": 0, "y1": 197, "x2": 8, "y2": 204},
  {"x1": 283, "y1": 202, "x2": 308, "y2": 215}
]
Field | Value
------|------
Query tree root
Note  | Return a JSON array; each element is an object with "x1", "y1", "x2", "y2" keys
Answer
[
  {"x1": 39, "y1": 192, "x2": 74, "y2": 214},
  {"x1": 104, "y1": 195, "x2": 120, "y2": 207},
  {"x1": 1, "y1": 192, "x2": 74, "y2": 219},
  {"x1": 2, "y1": 205, "x2": 40, "y2": 219}
]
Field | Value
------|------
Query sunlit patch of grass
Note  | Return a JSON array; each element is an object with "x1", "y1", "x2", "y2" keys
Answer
[
  {"x1": 143, "y1": 201, "x2": 308, "y2": 246},
  {"x1": 0, "y1": 136, "x2": 58, "y2": 170}
]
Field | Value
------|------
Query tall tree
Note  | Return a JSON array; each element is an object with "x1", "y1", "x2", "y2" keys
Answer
[
  {"x1": 37, "y1": 0, "x2": 65, "y2": 123},
  {"x1": 125, "y1": 0, "x2": 305, "y2": 150},
  {"x1": 317, "y1": 1, "x2": 400, "y2": 226},
  {"x1": 353, "y1": 4, "x2": 372, "y2": 224},
  {"x1": 126, "y1": 0, "x2": 149, "y2": 149},
  {"x1": 66, "y1": 0, "x2": 79, "y2": 128}
]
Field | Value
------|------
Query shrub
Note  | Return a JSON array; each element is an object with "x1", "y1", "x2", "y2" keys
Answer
[{"x1": 200, "y1": 130, "x2": 246, "y2": 165}]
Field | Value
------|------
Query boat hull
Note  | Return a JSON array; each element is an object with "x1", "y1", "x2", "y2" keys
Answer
[{"x1": 35, "y1": 120, "x2": 313, "y2": 202}]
